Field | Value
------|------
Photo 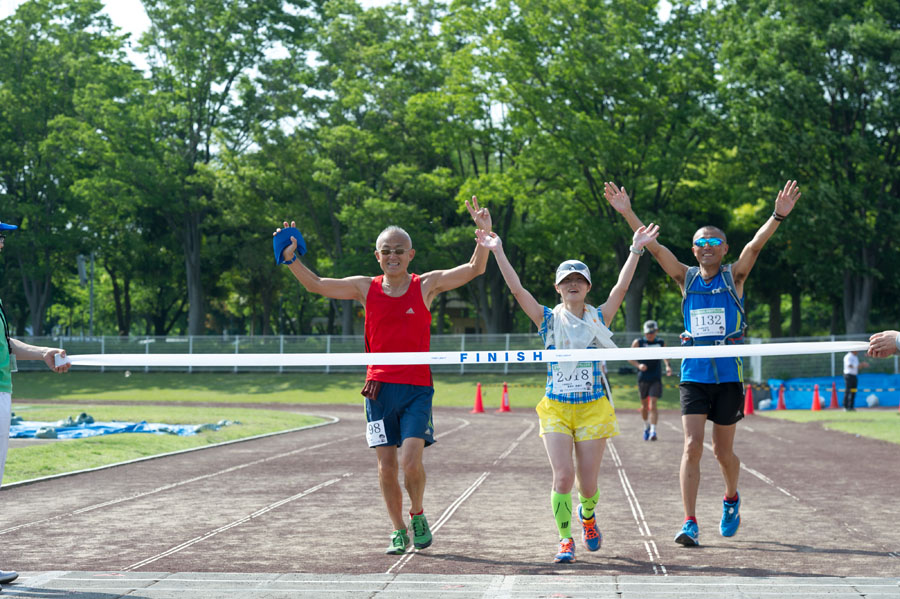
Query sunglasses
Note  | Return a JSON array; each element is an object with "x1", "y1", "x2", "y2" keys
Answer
[
  {"x1": 694, "y1": 237, "x2": 724, "y2": 248},
  {"x1": 379, "y1": 248, "x2": 409, "y2": 255},
  {"x1": 559, "y1": 263, "x2": 587, "y2": 272}
]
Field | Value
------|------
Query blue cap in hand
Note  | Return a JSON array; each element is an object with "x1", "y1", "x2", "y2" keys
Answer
[{"x1": 273, "y1": 227, "x2": 306, "y2": 265}]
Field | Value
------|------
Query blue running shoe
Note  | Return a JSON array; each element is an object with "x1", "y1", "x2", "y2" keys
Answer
[
  {"x1": 643, "y1": 428, "x2": 650, "y2": 441},
  {"x1": 650, "y1": 431, "x2": 657, "y2": 441},
  {"x1": 554, "y1": 537, "x2": 576, "y2": 563},
  {"x1": 674, "y1": 520, "x2": 699, "y2": 546},
  {"x1": 577, "y1": 504, "x2": 602, "y2": 551},
  {"x1": 720, "y1": 493, "x2": 741, "y2": 537}
]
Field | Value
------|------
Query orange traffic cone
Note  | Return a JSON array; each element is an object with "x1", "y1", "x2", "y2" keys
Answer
[
  {"x1": 471, "y1": 382, "x2": 485, "y2": 414},
  {"x1": 496, "y1": 382, "x2": 511, "y2": 413},
  {"x1": 829, "y1": 382, "x2": 839, "y2": 409},
  {"x1": 811, "y1": 384, "x2": 822, "y2": 411},
  {"x1": 744, "y1": 384, "x2": 754, "y2": 415},
  {"x1": 777, "y1": 384, "x2": 786, "y2": 410}
]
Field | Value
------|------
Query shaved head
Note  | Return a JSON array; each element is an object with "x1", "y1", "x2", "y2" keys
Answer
[{"x1": 376, "y1": 225, "x2": 412, "y2": 249}]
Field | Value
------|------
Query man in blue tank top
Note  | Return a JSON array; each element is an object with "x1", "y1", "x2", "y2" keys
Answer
[{"x1": 605, "y1": 180, "x2": 801, "y2": 547}]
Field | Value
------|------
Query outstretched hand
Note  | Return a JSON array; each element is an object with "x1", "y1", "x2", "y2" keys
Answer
[
  {"x1": 466, "y1": 196, "x2": 492, "y2": 232},
  {"x1": 474, "y1": 229, "x2": 501, "y2": 250},
  {"x1": 43, "y1": 348, "x2": 70, "y2": 373},
  {"x1": 604, "y1": 182, "x2": 632, "y2": 214},
  {"x1": 868, "y1": 330, "x2": 899, "y2": 358},
  {"x1": 632, "y1": 222, "x2": 660, "y2": 249},
  {"x1": 774, "y1": 180, "x2": 801, "y2": 217},
  {"x1": 274, "y1": 220, "x2": 298, "y2": 262}
]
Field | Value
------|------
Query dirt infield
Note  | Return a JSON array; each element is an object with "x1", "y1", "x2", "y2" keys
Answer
[{"x1": 1, "y1": 404, "x2": 898, "y2": 581}]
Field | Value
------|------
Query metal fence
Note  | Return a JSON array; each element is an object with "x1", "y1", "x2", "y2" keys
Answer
[{"x1": 14, "y1": 333, "x2": 898, "y2": 381}]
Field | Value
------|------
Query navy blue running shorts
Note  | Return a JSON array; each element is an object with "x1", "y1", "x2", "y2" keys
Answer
[{"x1": 364, "y1": 382, "x2": 435, "y2": 448}]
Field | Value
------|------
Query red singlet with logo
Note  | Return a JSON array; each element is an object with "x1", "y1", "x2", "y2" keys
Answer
[{"x1": 365, "y1": 274, "x2": 432, "y2": 386}]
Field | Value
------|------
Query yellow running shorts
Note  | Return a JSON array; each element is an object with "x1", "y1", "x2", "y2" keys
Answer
[{"x1": 536, "y1": 396, "x2": 619, "y2": 441}]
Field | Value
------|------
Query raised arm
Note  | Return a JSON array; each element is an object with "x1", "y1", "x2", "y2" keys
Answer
[
  {"x1": 731, "y1": 180, "x2": 801, "y2": 284},
  {"x1": 600, "y1": 224, "x2": 660, "y2": 324},
  {"x1": 475, "y1": 230, "x2": 544, "y2": 328},
  {"x1": 276, "y1": 221, "x2": 370, "y2": 304},
  {"x1": 605, "y1": 182, "x2": 688, "y2": 288},
  {"x1": 420, "y1": 196, "x2": 492, "y2": 305}
]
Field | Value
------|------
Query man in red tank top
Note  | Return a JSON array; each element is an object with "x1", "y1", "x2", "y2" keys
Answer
[{"x1": 275, "y1": 197, "x2": 491, "y2": 555}]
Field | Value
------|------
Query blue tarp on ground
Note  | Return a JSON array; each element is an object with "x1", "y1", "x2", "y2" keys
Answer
[
  {"x1": 10, "y1": 421, "x2": 218, "y2": 439},
  {"x1": 765, "y1": 374, "x2": 900, "y2": 409}
]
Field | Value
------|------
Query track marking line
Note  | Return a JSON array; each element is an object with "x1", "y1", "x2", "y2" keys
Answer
[
  {"x1": 1, "y1": 416, "x2": 473, "y2": 538},
  {"x1": 607, "y1": 441, "x2": 667, "y2": 576},
  {"x1": 435, "y1": 418, "x2": 471, "y2": 439},
  {"x1": 123, "y1": 473, "x2": 352, "y2": 571},
  {"x1": 386, "y1": 421, "x2": 536, "y2": 575},
  {"x1": 701, "y1": 441, "x2": 801, "y2": 502},
  {"x1": 0, "y1": 433, "x2": 357, "y2": 536}
]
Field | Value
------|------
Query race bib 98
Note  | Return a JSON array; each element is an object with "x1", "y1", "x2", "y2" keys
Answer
[{"x1": 366, "y1": 419, "x2": 389, "y2": 447}]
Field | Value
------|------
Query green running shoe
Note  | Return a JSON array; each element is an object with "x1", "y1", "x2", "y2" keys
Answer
[
  {"x1": 411, "y1": 514, "x2": 433, "y2": 549},
  {"x1": 385, "y1": 529, "x2": 410, "y2": 555}
]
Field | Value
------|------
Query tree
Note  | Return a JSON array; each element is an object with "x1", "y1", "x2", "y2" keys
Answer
[
  {"x1": 460, "y1": 0, "x2": 721, "y2": 332},
  {"x1": 137, "y1": 0, "x2": 310, "y2": 334},
  {"x1": 0, "y1": 0, "x2": 129, "y2": 334},
  {"x1": 717, "y1": 0, "x2": 900, "y2": 335}
]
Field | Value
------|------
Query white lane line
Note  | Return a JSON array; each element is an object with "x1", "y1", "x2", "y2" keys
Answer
[
  {"x1": 480, "y1": 574, "x2": 516, "y2": 599},
  {"x1": 0, "y1": 433, "x2": 357, "y2": 536},
  {"x1": 492, "y1": 420, "x2": 534, "y2": 465},
  {"x1": 1, "y1": 416, "x2": 473, "y2": 538},
  {"x1": 16, "y1": 570, "x2": 68, "y2": 588},
  {"x1": 663, "y1": 421, "x2": 801, "y2": 502},
  {"x1": 701, "y1": 441, "x2": 801, "y2": 502},
  {"x1": 608, "y1": 441, "x2": 666, "y2": 576},
  {"x1": 123, "y1": 473, "x2": 352, "y2": 571},
  {"x1": 387, "y1": 421, "x2": 536, "y2": 575},
  {"x1": 435, "y1": 418, "x2": 471, "y2": 439}
]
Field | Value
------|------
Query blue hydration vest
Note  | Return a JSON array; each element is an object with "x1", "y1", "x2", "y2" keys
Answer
[{"x1": 680, "y1": 265, "x2": 746, "y2": 384}]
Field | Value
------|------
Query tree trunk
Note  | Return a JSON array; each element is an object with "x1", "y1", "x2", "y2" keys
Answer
[
  {"x1": 183, "y1": 211, "x2": 204, "y2": 335},
  {"x1": 622, "y1": 253, "x2": 650, "y2": 334},
  {"x1": 768, "y1": 295, "x2": 782, "y2": 338},
  {"x1": 20, "y1": 270, "x2": 51, "y2": 336},
  {"x1": 843, "y1": 270, "x2": 875, "y2": 335},
  {"x1": 340, "y1": 299, "x2": 354, "y2": 335},
  {"x1": 106, "y1": 265, "x2": 132, "y2": 336},
  {"x1": 790, "y1": 287, "x2": 802, "y2": 337}
]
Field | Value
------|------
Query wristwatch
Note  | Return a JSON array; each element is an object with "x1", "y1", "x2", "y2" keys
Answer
[{"x1": 629, "y1": 245, "x2": 644, "y2": 256}]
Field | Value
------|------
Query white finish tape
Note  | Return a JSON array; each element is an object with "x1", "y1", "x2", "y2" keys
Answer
[{"x1": 54, "y1": 341, "x2": 868, "y2": 368}]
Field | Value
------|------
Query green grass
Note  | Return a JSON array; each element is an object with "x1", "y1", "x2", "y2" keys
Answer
[
  {"x1": 759, "y1": 409, "x2": 900, "y2": 445},
  {"x1": 4, "y1": 370, "x2": 682, "y2": 484},
  {"x1": 5, "y1": 404, "x2": 324, "y2": 484},
  {"x1": 12, "y1": 371, "x2": 681, "y2": 411}
]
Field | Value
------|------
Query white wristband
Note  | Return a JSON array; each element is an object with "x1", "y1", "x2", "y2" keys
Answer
[{"x1": 629, "y1": 245, "x2": 644, "y2": 256}]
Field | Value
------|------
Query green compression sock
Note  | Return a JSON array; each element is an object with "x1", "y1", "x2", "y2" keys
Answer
[
  {"x1": 578, "y1": 489, "x2": 600, "y2": 520},
  {"x1": 551, "y1": 491, "x2": 572, "y2": 539}
]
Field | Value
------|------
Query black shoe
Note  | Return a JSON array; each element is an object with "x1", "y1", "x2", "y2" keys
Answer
[{"x1": 0, "y1": 570, "x2": 17, "y2": 584}]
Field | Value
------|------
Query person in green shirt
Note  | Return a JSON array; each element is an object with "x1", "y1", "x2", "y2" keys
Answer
[{"x1": 0, "y1": 221, "x2": 70, "y2": 588}]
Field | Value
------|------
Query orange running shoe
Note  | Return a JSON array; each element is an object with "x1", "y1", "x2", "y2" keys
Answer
[
  {"x1": 578, "y1": 504, "x2": 602, "y2": 551},
  {"x1": 554, "y1": 537, "x2": 576, "y2": 563}
]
